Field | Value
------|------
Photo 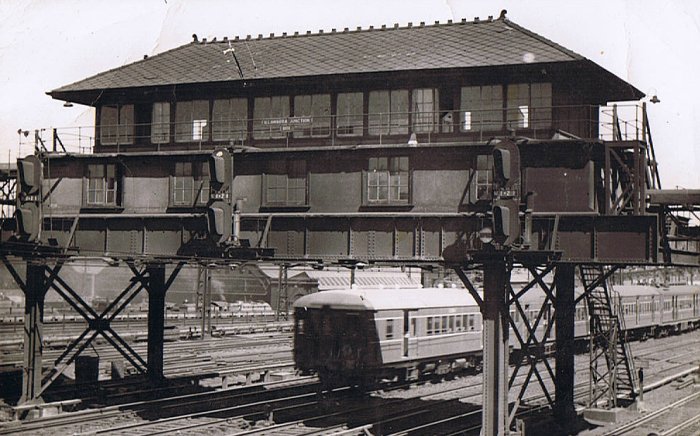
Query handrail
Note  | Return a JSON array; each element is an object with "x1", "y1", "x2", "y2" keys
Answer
[{"x1": 34, "y1": 103, "x2": 647, "y2": 155}]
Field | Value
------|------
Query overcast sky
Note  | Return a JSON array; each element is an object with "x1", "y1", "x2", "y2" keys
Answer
[{"x1": 1, "y1": 0, "x2": 698, "y2": 190}]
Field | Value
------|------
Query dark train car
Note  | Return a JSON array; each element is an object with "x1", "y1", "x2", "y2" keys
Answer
[{"x1": 293, "y1": 287, "x2": 481, "y2": 386}]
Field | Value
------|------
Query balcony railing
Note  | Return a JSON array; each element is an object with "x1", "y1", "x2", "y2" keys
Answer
[{"x1": 37, "y1": 103, "x2": 648, "y2": 155}]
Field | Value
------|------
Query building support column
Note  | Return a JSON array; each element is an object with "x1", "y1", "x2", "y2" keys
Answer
[
  {"x1": 146, "y1": 263, "x2": 166, "y2": 380},
  {"x1": 21, "y1": 263, "x2": 47, "y2": 403},
  {"x1": 554, "y1": 263, "x2": 576, "y2": 427},
  {"x1": 482, "y1": 257, "x2": 509, "y2": 436}
]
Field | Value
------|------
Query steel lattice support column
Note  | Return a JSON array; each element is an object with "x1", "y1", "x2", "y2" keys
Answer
[
  {"x1": 146, "y1": 263, "x2": 166, "y2": 380},
  {"x1": 21, "y1": 262, "x2": 48, "y2": 403},
  {"x1": 554, "y1": 263, "x2": 576, "y2": 427},
  {"x1": 482, "y1": 257, "x2": 510, "y2": 436}
]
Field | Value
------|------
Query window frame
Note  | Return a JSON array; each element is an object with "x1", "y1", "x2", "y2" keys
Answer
[
  {"x1": 262, "y1": 159, "x2": 308, "y2": 207},
  {"x1": 212, "y1": 97, "x2": 248, "y2": 143},
  {"x1": 293, "y1": 93, "x2": 331, "y2": 138},
  {"x1": 363, "y1": 156, "x2": 410, "y2": 206},
  {"x1": 175, "y1": 100, "x2": 210, "y2": 143},
  {"x1": 84, "y1": 163, "x2": 120, "y2": 208},
  {"x1": 253, "y1": 95, "x2": 291, "y2": 140},
  {"x1": 411, "y1": 88, "x2": 439, "y2": 134},
  {"x1": 151, "y1": 102, "x2": 171, "y2": 144},
  {"x1": 460, "y1": 85, "x2": 504, "y2": 132},
  {"x1": 99, "y1": 104, "x2": 134, "y2": 145},
  {"x1": 368, "y1": 89, "x2": 409, "y2": 136},
  {"x1": 336, "y1": 92, "x2": 364, "y2": 137},
  {"x1": 170, "y1": 161, "x2": 210, "y2": 208},
  {"x1": 469, "y1": 154, "x2": 493, "y2": 204}
]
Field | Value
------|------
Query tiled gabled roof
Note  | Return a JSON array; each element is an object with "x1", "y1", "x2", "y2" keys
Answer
[{"x1": 50, "y1": 15, "x2": 586, "y2": 97}]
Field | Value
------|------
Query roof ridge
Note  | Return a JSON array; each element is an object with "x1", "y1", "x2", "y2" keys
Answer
[{"x1": 197, "y1": 14, "x2": 504, "y2": 45}]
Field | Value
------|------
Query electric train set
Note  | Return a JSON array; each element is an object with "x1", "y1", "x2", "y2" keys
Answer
[{"x1": 293, "y1": 283, "x2": 700, "y2": 387}]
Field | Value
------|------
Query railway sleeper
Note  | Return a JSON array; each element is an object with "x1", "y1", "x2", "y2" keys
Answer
[{"x1": 11, "y1": 398, "x2": 81, "y2": 420}]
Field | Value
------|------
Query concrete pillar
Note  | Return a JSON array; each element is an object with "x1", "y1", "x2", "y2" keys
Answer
[
  {"x1": 482, "y1": 258, "x2": 509, "y2": 436},
  {"x1": 146, "y1": 263, "x2": 166, "y2": 380},
  {"x1": 554, "y1": 263, "x2": 576, "y2": 427},
  {"x1": 21, "y1": 263, "x2": 47, "y2": 403}
]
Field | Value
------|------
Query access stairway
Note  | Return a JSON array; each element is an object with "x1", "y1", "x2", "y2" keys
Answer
[{"x1": 579, "y1": 265, "x2": 638, "y2": 407}]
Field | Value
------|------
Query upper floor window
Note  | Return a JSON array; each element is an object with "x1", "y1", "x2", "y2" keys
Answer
[
  {"x1": 254, "y1": 96, "x2": 290, "y2": 139},
  {"x1": 212, "y1": 98, "x2": 248, "y2": 142},
  {"x1": 506, "y1": 83, "x2": 552, "y2": 130},
  {"x1": 171, "y1": 162, "x2": 209, "y2": 207},
  {"x1": 86, "y1": 164, "x2": 119, "y2": 207},
  {"x1": 100, "y1": 104, "x2": 134, "y2": 145},
  {"x1": 364, "y1": 156, "x2": 409, "y2": 205},
  {"x1": 151, "y1": 102, "x2": 170, "y2": 144},
  {"x1": 368, "y1": 90, "x2": 408, "y2": 136},
  {"x1": 470, "y1": 154, "x2": 493, "y2": 203},
  {"x1": 337, "y1": 92, "x2": 363, "y2": 136},
  {"x1": 176, "y1": 100, "x2": 209, "y2": 143},
  {"x1": 293, "y1": 94, "x2": 331, "y2": 138},
  {"x1": 412, "y1": 88, "x2": 439, "y2": 133},
  {"x1": 263, "y1": 160, "x2": 307, "y2": 207},
  {"x1": 461, "y1": 85, "x2": 503, "y2": 132}
]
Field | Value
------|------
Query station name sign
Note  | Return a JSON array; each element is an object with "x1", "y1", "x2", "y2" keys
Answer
[{"x1": 262, "y1": 117, "x2": 313, "y2": 131}]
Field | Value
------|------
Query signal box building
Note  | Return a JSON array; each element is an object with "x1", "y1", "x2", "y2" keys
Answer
[{"x1": 36, "y1": 12, "x2": 651, "y2": 263}]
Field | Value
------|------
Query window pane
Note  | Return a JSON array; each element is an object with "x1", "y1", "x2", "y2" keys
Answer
[
  {"x1": 176, "y1": 100, "x2": 209, "y2": 142},
  {"x1": 390, "y1": 90, "x2": 408, "y2": 135},
  {"x1": 152, "y1": 102, "x2": 170, "y2": 144},
  {"x1": 507, "y1": 83, "x2": 530, "y2": 129},
  {"x1": 254, "y1": 96, "x2": 290, "y2": 139},
  {"x1": 119, "y1": 105, "x2": 134, "y2": 144},
  {"x1": 412, "y1": 88, "x2": 438, "y2": 133},
  {"x1": 337, "y1": 92, "x2": 363, "y2": 136},
  {"x1": 100, "y1": 106, "x2": 118, "y2": 144},
  {"x1": 211, "y1": 98, "x2": 248, "y2": 142},
  {"x1": 368, "y1": 91, "x2": 390, "y2": 135}
]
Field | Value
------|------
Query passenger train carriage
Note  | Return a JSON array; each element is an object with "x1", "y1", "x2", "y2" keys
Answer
[{"x1": 293, "y1": 284, "x2": 700, "y2": 387}]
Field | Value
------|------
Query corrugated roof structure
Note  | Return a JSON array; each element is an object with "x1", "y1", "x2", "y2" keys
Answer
[{"x1": 51, "y1": 14, "x2": 586, "y2": 96}]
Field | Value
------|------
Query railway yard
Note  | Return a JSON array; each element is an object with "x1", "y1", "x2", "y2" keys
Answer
[{"x1": 0, "y1": 317, "x2": 699, "y2": 435}]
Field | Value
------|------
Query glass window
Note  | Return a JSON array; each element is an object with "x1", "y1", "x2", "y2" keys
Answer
[
  {"x1": 172, "y1": 162, "x2": 209, "y2": 207},
  {"x1": 507, "y1": 83, "x2": 552, "y2": 130},
  {"x1": 175, "y1": 100, "x2": 209, "y2": 143},
  {"x1": 368, "y1": 90, "x2": 408, "y2": 136},
  {"x1": 293, "y1": 94, "x2": 330, "y2": 138},
  {"x1": 100, "y1": 104, "x2": 134, "y2": 145},
  {"x1": 263, "y1": 160, "x2": 307, "y2": 206},
  {"x1": 386, "y1": 319, "x2": 394, "y2": 339},
  {"x1": 365, "y1": 156, "x2": 409, "y2": 205},
  {"x1": 212, "y1": 98, "x2": 248, "y2": 142},
  {"x1": 337, "y1": 92, "x2": 363, "y2": 136},
  {"x1": 253, "y1": 96, "x2": 290, "y2": 139},
  {"x1": 151, "y1": 102, "x2": 170, "y2": 144},
  {"x1": 412, "y1": 88, "x2": 439, "y2": 133},
  {"x1": 461, "y1": 85, "x2": 503, "y2": 132},
  {"x1": 531, "y1": 83, "x2": 552, "y2": 129},
  {"x1": 470, "y1": 154, "x2": 493, "y2": 203},
  {"x1": 86, "y1": 164, "x2": 118, "y2": 207}
]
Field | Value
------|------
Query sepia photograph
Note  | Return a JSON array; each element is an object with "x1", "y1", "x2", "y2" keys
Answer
[{"x1": 0, "y1": 1, "x2": 699, "y2": 434}]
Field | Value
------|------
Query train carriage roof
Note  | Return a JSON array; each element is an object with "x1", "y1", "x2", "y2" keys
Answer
[
  {"x1": 293, "y1": 287, "x2": 479, "y2": 311},
  {"x1": 614, "y1": 284, "x2": 700, "y2": 298}
]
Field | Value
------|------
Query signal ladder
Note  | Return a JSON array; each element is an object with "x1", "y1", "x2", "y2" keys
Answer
[{"x1": 579, "y1": 265, "x2": 638, "y2": 407}]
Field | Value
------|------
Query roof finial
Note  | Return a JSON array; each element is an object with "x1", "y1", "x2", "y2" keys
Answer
[
  {"x1": 499, "y1": 9, "x2": 508, "y2": 20},
  {"x1": 192, "y1": 33, "x2": 198, "y2": 42}
]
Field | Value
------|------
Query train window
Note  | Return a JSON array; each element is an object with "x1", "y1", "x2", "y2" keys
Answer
[
  {"x1": 386, "y1": 319, "x2": 394, "y2": 339},
  {"x1": 463, "y1": 314, "x2": 469, "y2": 330},
  {"x1": 427, "y1": 317, "x2": 433, "y2": 335},
  {"x1": 441, "y1": 316, "x2": 448, "y2": 333},
  {"x1": 411, "y1": 318, "x2": 416, "y2": 336},
  {"x1": 296, "y1": 319, "x2": 305, "y2": 335},
  {"x1": 449, "y1": 316, "x2": 455, "y2": 332},
  {"x1": 455, "y1": 315, "x2": 462, "y2": 331},
  {"x1": 468, "y1": 315, "x2": 475, "y2": 331}
]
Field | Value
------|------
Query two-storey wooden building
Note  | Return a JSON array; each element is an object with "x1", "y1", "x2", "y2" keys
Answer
[{"x1": 38, "y1": 11, "x2": 650, "y2": 263}]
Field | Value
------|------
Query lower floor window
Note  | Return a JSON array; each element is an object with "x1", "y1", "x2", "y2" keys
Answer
[
  {"x1": 263, "y1": 160, "x2": 307, "y2": 206},
  {"x1": 86, "y1": 164, "x2": 118, "y2": 206},
  {"x1": 365, "y1": 156, "x2": 409, "y2": 205}
]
